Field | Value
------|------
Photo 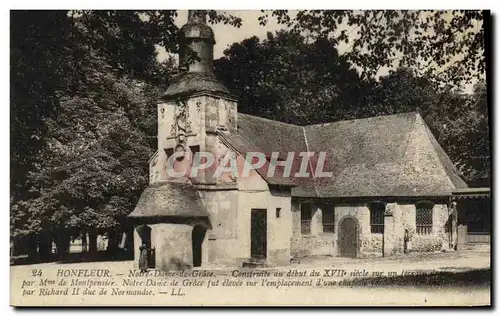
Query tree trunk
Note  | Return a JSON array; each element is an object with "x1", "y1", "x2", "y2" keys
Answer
[
  {"x1": 26, "y1": 234, "x2": 38, "y2": 262},
  {"x1": 55, "y1": 231, "x2": 71, "y2": 261},
  {"x1": 81, "y1": 229, "x2": 87, "y2": 252},
  {"x1": 125, "y1": 227, "x2": 135, "y2": 259},
  {"x1": 38, "y1": 232, "x2": 52, "y2": 262},
  {"x1": 107, "y1": 229, "x2": 120, "y2": 253},
  {"x1": 88, "y1": 228, "x2": 97, "y2": 255}
]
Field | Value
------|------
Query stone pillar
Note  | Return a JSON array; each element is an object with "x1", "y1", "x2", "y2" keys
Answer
[
  {"x1": 451, "y1": 216, "x2": 458, "y2": 249},
  {"x1": 450, "y1": 201, "x2": 458, "y2": 250},
  {"x1": 152, "y1": 223, "x2": 194, "y2": 271},
  {"x1": 383, "y1": 203, "x2": 397, "y2": 257},
  {"x1": 201, "y1": 234, "x2": 209, "y2": 267},
  {"x1": 207, "y1": 233, "x2": 217, "y2": 263},
  {"x1": 457, "y1": 225, "x2": 467, "y2": 250},
  {"x1": 291, "y1": 200, "x2": 301, "y2": 237},
  {"x1": 133, "y1": 228, "x2": 141, "y2": 270}
]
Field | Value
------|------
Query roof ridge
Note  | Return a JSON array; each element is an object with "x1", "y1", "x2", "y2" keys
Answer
[
  {"x1": 237, "y1": 112, "x2": 301, "y2": 128},
  {"x1": 304, "y1": 111, "x2": 420, "y2": 128}
]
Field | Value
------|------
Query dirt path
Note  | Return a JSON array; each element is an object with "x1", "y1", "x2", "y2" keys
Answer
[
  {"x1": 293, "y1": 250, "x2": 490, "y2": 274},
  {"x1": 11, "y1": 250, "x2": 490, "y2": 274},
  {"x1": 10, "y1": 250, "x2": 490, "y2": 306}
]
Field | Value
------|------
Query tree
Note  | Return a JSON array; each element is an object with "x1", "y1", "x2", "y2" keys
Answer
[
  {"x1": 11, "y1": 50, "x2": 159, "y2": 259},
  {"x1": 10, "y1": 10, "x2": 242, "y2": 259},
  {"x1": 10, "y1": 10, "x2": 159, "y2": 259},
  {"x1": 426, "y1": 81, "x2": 490, "y2": 186},
  {"x1": 215, "y1": 32, "x2": 490, "y2": 187},
  {"x1": 215, "y1": 30, "x2": 370, "y2": 125},
  {"x1": 259, "y1": 10, "x2": 487, "y2": 87},
  {"x1": 11, "y1": 10, "x2": 241, "y2": 198},
  {"x1": 11, "y1": 11, "x2": 79, "y2": 203}
]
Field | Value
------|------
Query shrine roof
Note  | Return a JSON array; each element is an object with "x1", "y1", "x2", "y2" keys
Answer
[{"x1": 128, "y1": 182, "x2": 209, "y2": 219}]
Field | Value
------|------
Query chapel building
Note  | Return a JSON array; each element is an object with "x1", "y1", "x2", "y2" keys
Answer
[{"x1": 128, "y1": 11, "x2": 486, "y2": 271}]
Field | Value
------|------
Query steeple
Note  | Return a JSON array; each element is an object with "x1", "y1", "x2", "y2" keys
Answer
[
  {"x1": 179, "y1": 10, "x2": 215, "y2": 73},
  {"x1": 163, "y1": 10, "x2": 232, "y2": 100},
  {"x1": 155, "y1": 10, "x2": 238, "y2": 185},
  {"x1": 187, "y1": 10, "x2": 207, "y2": 26}
]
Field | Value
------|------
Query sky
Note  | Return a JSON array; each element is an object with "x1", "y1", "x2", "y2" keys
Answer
[
  {"x1": 157, "y1": 10, "x2": 482, "y2": 93},
  {"x1": 157, "y1": 10, "x2": 288, "y2": 60},
  {"x1": 158, "y1": 10, "x2": 360, "y2": 59},
  {"x1": 156, "y1": 10, "x2": 390, "y2": 79}
]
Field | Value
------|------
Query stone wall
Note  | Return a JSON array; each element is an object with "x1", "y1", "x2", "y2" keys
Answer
[
  {"x1": 290, "y1": 200, "x2": 452, "y2": 258},
  {"x1": 291, "y1": 234, "x2": 334, "y2": 258},
  {"x1": 158, "y1": 95, "x2": 236, "y2": 151},
  {"x1": 133, "y1": 221, "x2": 209, "y2": 271},
  {"x1": 291, "y1": 203, "x2": 383, "y2": 258},
  {"x1": 237, "y1": 184, "x2": 292, "y2": 266},
  {"x1": 156, "y1": 95, "x2": 238, "y2": 185},
  {"x1": 360, "y1": 233, "x2": 383, "y2": 257},
  {"x1": 266, "y1": 189, "x2": 293, "y2": 266},
  {"x1": 410, "y1": 204, "x2": 450, "y2": 252},
  {"x1": 198, "y1": 189, "x2": 240, "y2": 265}
]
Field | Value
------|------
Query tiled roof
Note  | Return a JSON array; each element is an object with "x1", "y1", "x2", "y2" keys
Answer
[
  {"x1": 163, "y1": 72, "x2": 233, "y2": 100},
  {"x1": 128, "y1": 182, "x2": 209, "y2": 218},
  {"x1": 223, "y1": 111, "x2": 468, "y2": 197}
]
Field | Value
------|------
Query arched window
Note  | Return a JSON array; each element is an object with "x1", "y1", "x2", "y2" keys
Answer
[
  {"x1": 368, "y1": 202, "x2": 385, "y2": 234},
  {"x1": 416, "y1": 201, "x2": 434, "y2": 235}
]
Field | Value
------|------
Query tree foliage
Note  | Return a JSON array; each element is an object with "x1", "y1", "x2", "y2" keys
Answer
[
  {"x1": 11, "y1": 47, "x2": 158, "y2": 254},
  {"x1": 10, "y1": 10, "x2": 166, "y2": 253},
  {"x1": 10, "y1": 10, "x2": 243, "y2": 256},
  {"x1": 259, "y1": 10, "x2": 487, "y2": 86},
  {"x1": 10, "y1": 10, "x2": 490, "y2": 259},
  {"x1": 215, "y1": 32, "x2": 490, "y2": 187},
  {"x1": 215, "y1": 31, "x2": 370, "y2": 125}
]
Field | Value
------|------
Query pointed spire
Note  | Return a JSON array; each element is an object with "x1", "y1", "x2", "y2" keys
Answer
[
  {"x1": 163, "y1": 9, "x2": 232, "y2": 100},
  {"x1": 187, "y1": 10, "x2": 207, "y2": 24},
  {"x1": 177, "y1": 9, "x2": 214, "y2": 73}
]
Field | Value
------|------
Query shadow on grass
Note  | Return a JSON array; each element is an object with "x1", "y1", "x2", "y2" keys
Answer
[{"x1": 346, "y1": 269, "x2": 491, "y2": 287}]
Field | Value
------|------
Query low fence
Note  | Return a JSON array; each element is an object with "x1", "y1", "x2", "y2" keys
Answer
[{"x1": 466, "y1": 232, "x2": 490, "y2": 244}]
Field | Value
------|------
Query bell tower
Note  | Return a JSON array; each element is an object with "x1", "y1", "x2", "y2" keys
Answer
[
  {"x1": 151, "y1": 10, "x2": 237, "y2": 185},
  {"x1": 178, "y1": 10, "x2": 214, "y2": 73}
]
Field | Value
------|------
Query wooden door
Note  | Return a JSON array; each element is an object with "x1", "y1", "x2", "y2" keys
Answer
[
  {"x1": 192, "y1": 225, "x2": 206, "y2": 267},
  {"x1": 251, "y1": 209, "x2": 267, "y2": 259},
  {"x1": 339, "y1": 218, "x2": 358, "y2": 258}
]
